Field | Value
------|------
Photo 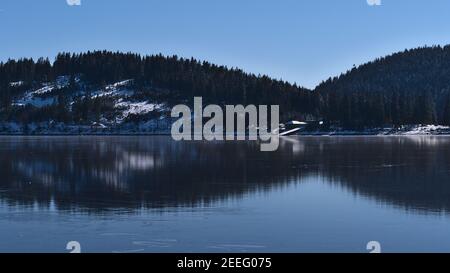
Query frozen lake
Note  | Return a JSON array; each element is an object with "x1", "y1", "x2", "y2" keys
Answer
[{"x1": 0, "y1": 136, "x2": 450, "y2": 253}]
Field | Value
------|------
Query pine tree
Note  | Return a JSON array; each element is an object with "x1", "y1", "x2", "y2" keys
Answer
[
  {"x1": 391, "y1": 92, "x2": 400, "y2": 125},
  {"x1": 341, "y1": 94, "x2": 353, "y2": 128},
  {"x1": 443, "y1": 95, "x2": 450, "y2": 125},
  {"x1": 372, "y1": 94, "x2": 385, "y2": 126},
  {"x1": 414, "y1": 92, "x2": 436, "y2": 124},
  {"x1": 57, "y1": 93, "x2": 70, "y2": 123}
]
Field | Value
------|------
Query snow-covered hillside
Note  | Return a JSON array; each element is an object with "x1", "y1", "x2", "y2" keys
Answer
[
  {"x1": 1, "y1": 76, "x2": 173, "y2": 134},
  {"x1": 3, "y1": 75, "x2": 450, "y2": 136}
]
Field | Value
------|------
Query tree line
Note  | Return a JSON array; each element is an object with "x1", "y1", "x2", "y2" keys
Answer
[
  {"x1": 317, "y1": 45, "x2": 450, "y2": 127},
  {"x1": 0, "y1": 51, "x2": 316, "y2": 124},
  {"x1": 2, "y1": 47, "x2": 450, "y2": 128}
]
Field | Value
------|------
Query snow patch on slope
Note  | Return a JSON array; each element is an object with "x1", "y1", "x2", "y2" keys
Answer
[
  {"x1": 116, "y1": 100, "x2": 165, "y2": 119},
  {"x1": 33, "y1": 85, "x2": 55, "y2": 95},
  {"x1": 9, "y1": 81, "x2": 24, "y2": 87},
  {"x1": 91, "y1": 79, "x2": 134, "y2": 99},
  {"x1": 401, "y1": 125, "x2": 450, "y2": 135},
  {"x1": 13, "y1": 76, "x2": 73, "y2": 107},
  {"x1": 13, "y1": 96, "x2": 56, "y2": 108},
  {"x1": 106, "y1": 79, "x2": 133, "y2": 90}
]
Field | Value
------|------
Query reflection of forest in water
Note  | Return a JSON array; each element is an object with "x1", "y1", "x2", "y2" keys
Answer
[{"x1": 0, "y1": 136, "x2": 450, "y2": 213}]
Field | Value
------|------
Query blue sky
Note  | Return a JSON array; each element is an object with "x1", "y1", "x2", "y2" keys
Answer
[{"x1": 1, "y1": 0, "x2": 450, "y2": 88}]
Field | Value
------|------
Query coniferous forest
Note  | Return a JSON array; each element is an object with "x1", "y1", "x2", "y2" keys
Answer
[
  {"x1": 0, "y1": 51, "x2": 315, "y2": 126},
  {"x1": 1, "y1": 46, "x2": 450, "y2": 130},
  {"x1": 316, "y1": 45, "x2": 450, "y2": 128}
]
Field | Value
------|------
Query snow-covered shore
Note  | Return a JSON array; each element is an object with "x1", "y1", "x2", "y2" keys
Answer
[
  {"x1": 0, "y1": 120, "x2": 172, "y2": 135},
  {"x1": 298, "y1": 125, "x2": 450, "y2": 136},
  {"x1": 1, "y1": 123, "x2": 450, "y2": 136}
]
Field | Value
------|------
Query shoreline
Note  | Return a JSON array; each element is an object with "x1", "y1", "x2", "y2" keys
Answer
[
  {"x1": 1, "y1": 133, "x2": 450, "y2": 137},
  {"x1": 1, "y1": 124, "x2": 450, "y2": 137}
]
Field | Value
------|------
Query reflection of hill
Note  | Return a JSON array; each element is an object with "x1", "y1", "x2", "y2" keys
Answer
[
  {"x1": 320, "y1": 136, "x2": 450, "y2": 213},
  {"x1": 1, "y1": 136, "x2": 450, "y2": 214},
  {"x1": 0, "y1": 137, "x2": 303, "y2": 211}
]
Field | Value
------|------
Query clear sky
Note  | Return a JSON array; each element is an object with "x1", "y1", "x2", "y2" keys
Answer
[{"x1": 1, "y1": 0, "x2": 450, "y2": 88}]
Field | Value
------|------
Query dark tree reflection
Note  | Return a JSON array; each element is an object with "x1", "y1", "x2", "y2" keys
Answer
[{"x1": 0, "y1": 136, "x2": 450, "y2": 214}]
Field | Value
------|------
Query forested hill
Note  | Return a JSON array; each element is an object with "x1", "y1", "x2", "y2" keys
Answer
[
  {"x1": 0, "y1": 51, "x2": 315, "y2": 124},
  {"x1": 2, "y1": 47, "x2": 450, "y2": 134},
  {"x1": 316, "y1": 45, "x2": 450, "y2": 128}
]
